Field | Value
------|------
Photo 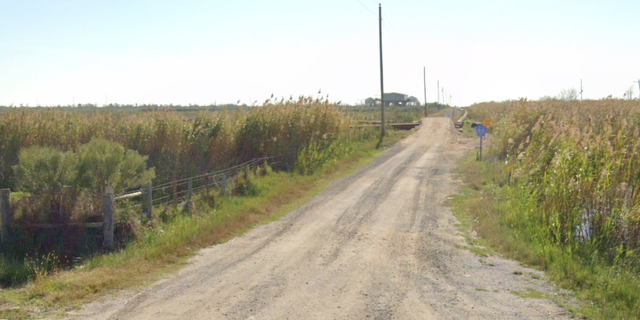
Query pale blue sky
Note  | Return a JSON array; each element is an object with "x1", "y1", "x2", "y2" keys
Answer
[{"x1": 1, "y1": 0, "x2": 638, "y2": 106}]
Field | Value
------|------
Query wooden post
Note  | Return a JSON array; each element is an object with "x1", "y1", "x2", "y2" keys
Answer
[
  {"x1": 183, "y1": 178, "x2": 193, "y2": 211},
  {"x1": 1, "y1": 188, "x2": 10, "y2": 252},
  {"x1": 206, "y1": 174, "x2": 215, "y2": 208},
  {"x1": 103, "y1": 185, "x2": 115, "y2": 251},
  {"x1": 243, "y1": 165, "x2": 248, "y2": 180},
  {"x1": 172, "y1": 173, "x2": 178, "y2": 207},
  {"x1": 204, "y1": 174, "x2": 211, "y2": 199},
  {"x1": 222, "y1": 172, "x2": 227, "y2": 196},
  {"x1": 144, "y1": 184, "x2": 153, "y2": 220},
  {"x1": 252, "y1": 160, "x2": 258, "y2": 176},
  {"x1": 378, "y1": 3, "x2": 385, "y2": 140}
]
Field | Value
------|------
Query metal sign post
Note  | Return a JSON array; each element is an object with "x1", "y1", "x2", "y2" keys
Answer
[{"x1": 475, "y1": 124, "x2": 487, "y2": 161}]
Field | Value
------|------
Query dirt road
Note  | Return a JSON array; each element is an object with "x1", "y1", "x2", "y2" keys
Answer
[{"x1": 71, "y1": 118, "x2": 571, "y2": 319}]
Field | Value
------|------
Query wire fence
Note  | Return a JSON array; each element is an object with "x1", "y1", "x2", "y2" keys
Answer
[
  {"x1": 0, "y1": 156, "x2": 277, "y2": 253},
  {"x1": 114, "y1": 156, "x2": 277, "y2": 215}
]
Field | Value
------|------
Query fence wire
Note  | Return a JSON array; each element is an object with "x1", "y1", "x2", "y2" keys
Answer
[{"x1": 115, "y1": 156, "x2": 275, "y2": 216}]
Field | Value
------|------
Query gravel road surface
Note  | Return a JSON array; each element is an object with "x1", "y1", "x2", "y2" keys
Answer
[{"x1": 70, "y1": 118, "x2": 572, "y2": 320}]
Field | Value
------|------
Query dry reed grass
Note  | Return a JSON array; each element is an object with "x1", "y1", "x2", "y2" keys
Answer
[{"x1": 469, "y1": 98, "x2": 640, "y2": 260}]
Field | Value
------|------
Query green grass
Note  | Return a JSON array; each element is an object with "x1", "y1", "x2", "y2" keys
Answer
[
  {"x1": 452, "y1": 153, "x2": 640, "y2": 320},
  {"x1": 0, "y1": 129, "x2": 412, "y2": 319}
]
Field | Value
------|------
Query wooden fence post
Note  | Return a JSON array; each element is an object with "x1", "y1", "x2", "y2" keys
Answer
[
  {"x1": 252, "y1": 160, "x2": 258, "y2": 176},
  {"x1": 205, "y1": 174, "x2": 215, "y2": 209},
  {"x1": 172, "y1": 173, "x2": 178, "y2": 207},
  {"x1": 183, "y1": 178, "x2": 193, "y2": 211},
  {"x1": 1, "y1": 188, "x2": 10, "y2": 252},
  {"x1": 144, "y1": 184, "x2": 153, "y2": 220},
  {"x1": 222, "y1": 172, "x2": 227, "y2": 196},
  {"x1": 243, "y1": 165, "x2": 248, "y2": 180},
  {"x1": 103, "y1": 185, "x2": 115, "y2": 251}
]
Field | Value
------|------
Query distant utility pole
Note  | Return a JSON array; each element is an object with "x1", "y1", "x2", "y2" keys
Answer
[
  {"x1": 379, "y1": 3, "x2": 385, "y2": 139},
  {"x1": 580, "y1": 79, "x2": 583, "y2": 100},
  {"x1": 635, "y1": 79, "x2": 640, "y2": 100},
  {"x1": 437, "y1": 81, "x2": 440, "y2": 104},
  {"x1": 423, "y1": 67, "x2": 427, "y2": 117}
]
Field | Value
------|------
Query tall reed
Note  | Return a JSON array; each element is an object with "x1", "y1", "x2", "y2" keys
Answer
[
  {"x1": 0, "y1": 97, "x2": 371, "y2": 191},
  {"x1": 470, "y1": 99, "x2": 640, "y2": 263}
]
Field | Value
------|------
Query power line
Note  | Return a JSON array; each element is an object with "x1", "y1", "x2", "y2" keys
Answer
[
  {"x1": 355, "y1": 0, "x2": 375, "y2": 15},
  {"x1": 357, "y1": 1, "x2": 398, "y2": 46},
  {"x1": 381, "y1": 12, "x2": 399, "y2": 41}
]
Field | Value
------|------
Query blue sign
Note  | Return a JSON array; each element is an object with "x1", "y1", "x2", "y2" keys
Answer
[{"x1": 475, "y1": 124, "x2": 487, "y2": 137}]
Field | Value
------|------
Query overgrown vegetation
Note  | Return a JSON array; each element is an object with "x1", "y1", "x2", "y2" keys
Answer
[
  {"x1": 454, "y1": 98, "x2": 640, "y2": 319},
  {"x1": 0, "y1": 97, "x2": 367, "y2": 191},
  {"x1": 0, "y1": 97, "x2": 384, "y2": 275},
  {"x1": 12, "y1": 138, "x2": 155, "y2": 223},
  {"x1": 0, "y1": 126, "x2": 411, "y2": 319}
]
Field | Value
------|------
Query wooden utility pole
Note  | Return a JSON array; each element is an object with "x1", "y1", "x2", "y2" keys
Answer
[
  {"x1": 379, "y1": 3, "x2": 385, "y2": 139},
  {"x1": 437, "y1": 81, "x2": 440, "y2": 104},
  {"x1": 423, "y1": 67, "x2": 427, "y2": 117}
]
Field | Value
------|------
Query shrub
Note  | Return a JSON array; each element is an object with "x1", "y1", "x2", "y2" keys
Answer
[
  {"x1": 11, "y1": 139, "x2": 155, "y2": 223},
  {"x1": 74, "y1": 138, "x2": 155, "y2": 196},
  {"x1": 12, "y1": 146, "x2": 75, "y2": 195}
]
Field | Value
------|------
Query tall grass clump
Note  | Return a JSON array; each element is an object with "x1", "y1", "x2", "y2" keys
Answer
[
  {"x1": 0, "y1": 97, "x2": 375, "y2": 251},
  {"x1": 0, "y1": 97, "x2": 379, "y2": 287},
  {"x1": 464, "y1": 98, "x2": 640, "y2": 318},
  {"x1": 0, "y1": 97, "x2": 366, "y2": 191}
]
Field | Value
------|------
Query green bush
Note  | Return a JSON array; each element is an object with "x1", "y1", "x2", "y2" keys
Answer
[
  {"x1": 12, "y1": 146, "x2": 75, "y2": 195},
  {"x1": 11, "y1": 139, "x2": 155, "y2": 223},
  {"x1": 74, "y1": 138, "x2": 155, "y2": 196},
  {"x1": 296, "y1": 139, "x2": 352, "y2": 175},
  {"x1": 14, "y1": 139, "x2": 155, "y2": 197}
]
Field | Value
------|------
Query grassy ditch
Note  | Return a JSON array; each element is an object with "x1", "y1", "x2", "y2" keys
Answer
[
  {"x1": 453, "y1": 101, "x2": 640, "y2": 319},
  {"x1": 0, "y1": 128, "x2": 412, "y2": 319}
]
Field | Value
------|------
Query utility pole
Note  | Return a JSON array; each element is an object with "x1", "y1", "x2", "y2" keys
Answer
[
  {"x1": 437, "y1": 81, "x2": 440, "y2": 104},
  {"x1": 635, "y1": 79, "x2": 640, "y2": 100},
  {"x1": 379, "y1": 3, "x2": 385, "y2": 139},
  {"x1": 423, "y1": 67, "x2": 427, "y2": 117},
  {"x1": 580, "y1": 79, "x2": 583, "y2": 100}
]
